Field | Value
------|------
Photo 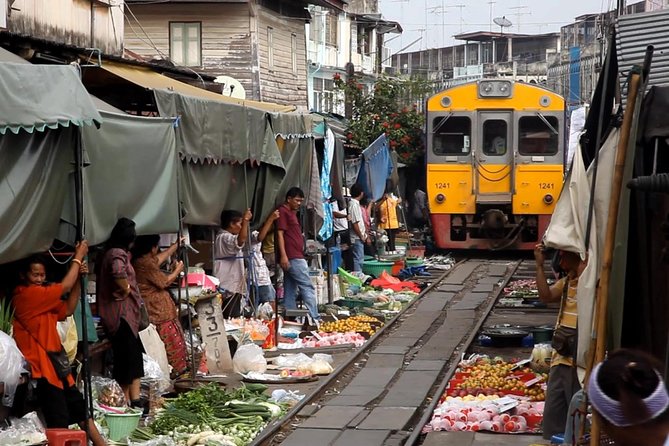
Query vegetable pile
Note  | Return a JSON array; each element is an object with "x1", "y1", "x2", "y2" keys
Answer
[{"x1": 132, "y1": 383, "x2": 285, "y2": 446}]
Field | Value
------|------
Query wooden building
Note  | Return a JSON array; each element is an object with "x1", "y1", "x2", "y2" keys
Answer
[
  {"x1": 123, "y1": 0, "x2": 346, "y2": 108},
  {"x1": 1, "y1": 0, "x2": 124, "y2": 55}
]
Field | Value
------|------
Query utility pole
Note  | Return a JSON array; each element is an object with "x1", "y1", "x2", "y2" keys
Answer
[
  {"x1": 488, "y1": 1, "x2": 496, "y2": 32},
  {"x1": 508, "y1": 6, "x2": 530, "y2": 32}
]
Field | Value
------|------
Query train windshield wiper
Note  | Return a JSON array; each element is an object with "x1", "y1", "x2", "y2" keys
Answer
[
  {"x1": 432, "y1": 112, "x2": 453, "y2": 134},
  {"x1": 536, "y1": 112, "x2": 559, "y2": 135}
]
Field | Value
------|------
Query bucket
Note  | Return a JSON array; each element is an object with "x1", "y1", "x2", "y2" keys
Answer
[
  {"x1": 531, "y1": 326, "x2": 555, "y2": 343},
  {"x1": 105, "y1": 410, "x2": 142, "y2": 442}
]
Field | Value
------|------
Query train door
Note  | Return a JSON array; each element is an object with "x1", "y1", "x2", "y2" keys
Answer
[{"x1": 475, "y1": 111, "x2": 513, "y2": 204}]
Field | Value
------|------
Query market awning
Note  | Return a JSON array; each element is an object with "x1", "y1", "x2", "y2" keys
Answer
[
  {"x1": 0, "y1": 46, "x2": 27, "y2": 63},
  {"x1": 98, "y1": 61, "x2": 294, "y2": 113},
  {"x1": 0, "y1": 63, "x2": 102, "y2": 135}
]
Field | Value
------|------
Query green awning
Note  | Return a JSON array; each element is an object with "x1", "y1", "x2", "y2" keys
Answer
[{"x1": 0, "y1": 63, "x2": 102, "y2": 135}]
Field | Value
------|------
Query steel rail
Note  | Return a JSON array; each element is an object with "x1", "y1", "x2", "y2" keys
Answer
[
  {"x1": 404, "y1": 259, "x2": 523, "y2": 445},
  {"x1": 250, "y1": 259, "x2": 466, "y2": 446}
]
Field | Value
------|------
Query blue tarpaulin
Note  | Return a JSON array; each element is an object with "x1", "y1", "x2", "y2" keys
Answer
[{"x1": 356, "y1": 134, "x2": 393, "y2": 201}]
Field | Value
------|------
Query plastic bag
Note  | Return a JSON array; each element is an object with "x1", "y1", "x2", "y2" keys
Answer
[
  {"x1": 232, "y1": 343, "x2": 267, "y2": 374},
  {"x1": 91, "y1": 375, "x2": 126, "y2": 407},
  {"x1": 139, "y1": 324, "x2": 172, "y2": 379},
  {"x1": 274, "y1": 353, "x2": 312, "y2": 369},
  {"x1": 0, "y1": 412, "x2": 47, "y2": 446},
  {"x1": 0, "y1": 331, "x2": 28, "y2": 406},
  {"x1": 56, "y1": 315, "x2": 78, "y2": 363},
  {"x1": 270, "y1": 389, "x2": 304, "y2": 407},
  {"x1": 256, "y1": 302, "x2": 274, "y2": 321},
  {"x1": 530, "y1": 343, "x2": 552, "y2": 373},
  {"x1": 128, "y1": 436, "x2": 177, "y2": 446},
  {"x1": 300, "y1": 359, "x2": 333, "y2": 375},
  {"x1": 142, "y1": 354, "x2": 172, "y2": 394}
]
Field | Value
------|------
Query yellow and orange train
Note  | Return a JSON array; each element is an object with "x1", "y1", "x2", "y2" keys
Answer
[{"x1": 425, "y1": 79, "x2": 565, "y2": 250}]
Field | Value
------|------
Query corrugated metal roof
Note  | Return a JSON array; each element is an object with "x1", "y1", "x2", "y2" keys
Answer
[{"x1": 616, "y1": 9, "x2": 669, "y2": 90}]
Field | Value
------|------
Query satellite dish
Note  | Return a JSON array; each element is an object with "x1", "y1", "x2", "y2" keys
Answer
[
  {"x1": 214, "y1": 75, "x2": 247, "y2": 99},
  {"x1": 493, "y1": 16, "x2": 512, "y2": 28}
]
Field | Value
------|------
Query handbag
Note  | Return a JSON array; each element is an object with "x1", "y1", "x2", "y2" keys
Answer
[
  {"x1": 552, "y1": 326, "x2": 578, "y2": 357},
  {"x1": 551, "y1": 277, "x2": 578, "y2": 359},
  {"x1": 138, "y1": 302, "x2": 150, "y2": 331},
  {"x1": 16, "y1": 318, "x2": 71, "y2": 380}
]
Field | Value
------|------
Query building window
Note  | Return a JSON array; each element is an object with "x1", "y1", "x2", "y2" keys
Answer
[
  {"x1": 313, "y1": 77, "x2": 336, "y2": 113},
  {"x1": 268, "y1": 27, "x2": 274, "y2": 67},
  {"x1": 170, "y1": 22, "x2": 201, "y2": 66},
  {"x1": 325, "y1": 12, "x2": 338, "y2": 47},
  {"x1": 291, "y1": 33, "x2": 298, "y2": 73}
]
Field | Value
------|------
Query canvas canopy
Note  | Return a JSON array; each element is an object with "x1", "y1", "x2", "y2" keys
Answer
[
  {"x1": 0, "y1": 62, "x2": 102, "y2": 264},
  {"x1": 0, "y1": 63, "x2": 102, "y2": 135},
  {"x1": 59, "y1": 111, "x2": 180, "y2": 246},
  {"x1": 155, "y1": 89, "x2": 288, "y2": 226}
]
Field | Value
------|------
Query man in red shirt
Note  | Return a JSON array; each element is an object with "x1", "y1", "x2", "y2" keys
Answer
[{"x1": 276, "y1": 187, "x2": 321, "y2": 322}]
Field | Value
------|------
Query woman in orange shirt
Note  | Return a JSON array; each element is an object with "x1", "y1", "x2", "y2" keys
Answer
[{"x1": 13, "y1": 242, "x2": 107, "y2": 446}]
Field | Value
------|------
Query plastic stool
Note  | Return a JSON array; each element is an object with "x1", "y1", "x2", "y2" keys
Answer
[{"x1": 46, "y1": 428, "x2": 87, "y2": 446}]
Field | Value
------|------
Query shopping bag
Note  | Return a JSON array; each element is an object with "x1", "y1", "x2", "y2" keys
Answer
[{"x1": 139, "y1": 324, "x2": 171, "y2": 378}]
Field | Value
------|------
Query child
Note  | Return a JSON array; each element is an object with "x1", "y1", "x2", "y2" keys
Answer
[{"x1": 250, "y1": 210, "x2": 280, "y2": 308}]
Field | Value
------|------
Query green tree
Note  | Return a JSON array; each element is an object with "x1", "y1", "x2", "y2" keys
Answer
[{"x1": 333, "y1": 74, "x2": 431, "y2": 166}]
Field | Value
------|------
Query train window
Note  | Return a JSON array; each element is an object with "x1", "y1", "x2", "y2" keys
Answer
[
  {"x1": 518, "y1": 116, "x2": 559, "y2": 155},
  {"x1": 432, "y1": 116, "x2": 471, "y2": 155},
  {"x1": 482, "y1": 120, "x2": 508, "y2": 156}
]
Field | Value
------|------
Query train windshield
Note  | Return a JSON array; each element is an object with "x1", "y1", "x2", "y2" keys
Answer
[
  {"x1": 482, "y1": 120, "x2": 508, "y2": 156},
  {"x1": 432, "y1": 116, "x2": 471, "y2": 155},
  {"x1": 518, "y1": 115, "x2": 560, "y2": 155}
]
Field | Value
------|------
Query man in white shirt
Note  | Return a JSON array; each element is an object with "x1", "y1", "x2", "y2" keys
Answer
[
  {"x1": 348, "y1": 184, "x2": 371, "y2": 272},
  {"x1": 214, "y1": 209, "x2": 251, "y2": 317},
  {"x1": 330, "y1": 197, "x2": 353, "y2": 271}
]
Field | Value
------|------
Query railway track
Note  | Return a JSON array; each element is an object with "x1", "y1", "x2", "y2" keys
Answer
[{"x1": 250, "y1": 256, "x2": 538, "y2": 446}]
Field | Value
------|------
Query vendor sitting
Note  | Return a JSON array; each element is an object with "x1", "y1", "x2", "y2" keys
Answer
[{"x1": 12, "y1": 242, "x2": 107, "y2": 446}]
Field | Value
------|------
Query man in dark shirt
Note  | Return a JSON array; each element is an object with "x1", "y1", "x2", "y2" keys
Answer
[{"x1": 276, "y1": 187, "x2": 321, "y2": 322}]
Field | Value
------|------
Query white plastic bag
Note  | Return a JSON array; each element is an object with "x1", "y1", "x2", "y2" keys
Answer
[
  {"x1": 139, "y1": 324, "x2": 172, "y2": 378},
  {"x1": 57, "y1": 316, "x2": 78, "y2": 363},
  {"x1": 0, "y1": 331, "x2": 27, "y2": 406},
  {"x1": 142, "y1": 354, "x2": 172, "y2": 394},
  {"x1": 232, "y1": 343, "x2": 267, "y2": 374}
]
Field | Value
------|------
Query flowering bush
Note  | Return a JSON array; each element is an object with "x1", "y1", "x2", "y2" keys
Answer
[{"x1": 333, "y1": 75, "x2": 430, "y2": 166}]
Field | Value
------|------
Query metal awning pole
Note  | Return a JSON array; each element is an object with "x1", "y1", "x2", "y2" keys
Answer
[{"x1": 74, "y1": 131, "x2": 93, "y2": 443}]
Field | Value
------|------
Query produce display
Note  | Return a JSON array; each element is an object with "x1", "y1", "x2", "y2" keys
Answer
[
  {"x1": 318, "y1": 315, "x2": 382, "y2": 336},
  {"x1": 425, "y1": 395, "x2": 544, "y2": 434},
  {"x1": 426, "y1": 356, "x2": 547, "y2": 435},
  {"x1": 133, "y1": 383, "x2": 285, "y2": 446},
  {"x1": 448, "y1": 359, "x2": 547, "y2": 401},
  {"x1": 503, "y1": 279, "x2": 539, "y2": 298}
]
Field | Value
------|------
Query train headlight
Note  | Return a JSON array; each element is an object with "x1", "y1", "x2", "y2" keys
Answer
[
  {"x1": 543, "y1": 194, "x2": 554, "y2": 204},
  {"x1": 436, "y1": 193, "x2": 446, "y2": 203},
  {"x1": 478, "y1": 80, "x2": 513, "y2": 98}
]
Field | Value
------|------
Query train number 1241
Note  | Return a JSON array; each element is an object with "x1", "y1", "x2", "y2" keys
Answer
[
  {"x1": 435, "y1": 182, "x2": 450, "y2": 189},
  {"x1": 539, "y1": 183, "x2": 554, "y2": 189}
]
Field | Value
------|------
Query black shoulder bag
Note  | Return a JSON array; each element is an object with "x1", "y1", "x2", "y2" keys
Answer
[
  {"x1": 16, "y1": 318, "x2": 71, "y2": 380},
  {"x1": 551, "y1": 277, "x2": 578, "y2": 358}
]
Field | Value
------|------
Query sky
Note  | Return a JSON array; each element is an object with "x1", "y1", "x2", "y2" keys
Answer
[{"x1": 378, "y1": 0, "x2": 618, "y2": 53}]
